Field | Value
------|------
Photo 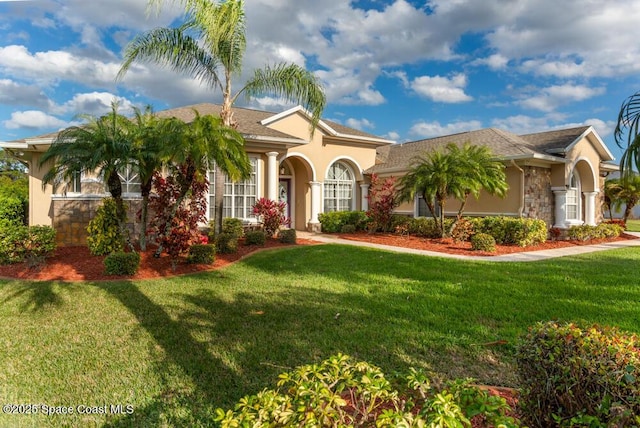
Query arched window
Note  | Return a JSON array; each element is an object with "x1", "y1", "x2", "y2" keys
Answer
[
  {"x1": 324, "y1": 161, "x2": 354, "y2": 212},
  {"x1": 566, "y1": 170, "x2": 581, "y2": 221}
]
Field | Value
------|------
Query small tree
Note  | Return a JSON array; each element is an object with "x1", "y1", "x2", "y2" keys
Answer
[
  {"x1": 252, "y1": 197, "x2": 289, "y2": 237},
  {"x1": 605, "y1": 175, "x2": 640, "y2": 222},
  {"x1": 366, "y1": 174, "x2": 399, "y2": 232}
]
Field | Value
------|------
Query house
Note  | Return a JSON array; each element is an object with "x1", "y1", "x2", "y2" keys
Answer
[
  {"x1": 0, "y1": 103, "x2": 394, "y2": 245},
  {"x1": 368, "y1": 126, "x2": 618, "y2": 229},
  {"x1": 1, "y1": 102, "x2": 619, "y2": 246}
]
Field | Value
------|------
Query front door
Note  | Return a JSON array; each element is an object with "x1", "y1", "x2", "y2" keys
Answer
[{"x1": 278, "y1": 178, "x2": 291, "y2": 221}]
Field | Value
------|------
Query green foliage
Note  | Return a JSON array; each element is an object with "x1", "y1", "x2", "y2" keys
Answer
[
  {"x1": 450, "y1": 217, "x2": 475, "y2": 242},
  {"x1": 187, "y1": 244, "x2": 215, "y2": 264},
  {"x1": 473, "y1": 216, "x2": 547, "y2": 247},
  {"x1": 0, "y1": 220, "x2": 28, "y2": 264},
  {"x1": 470, "y1": 233, "x2": 496, "y2": 252},
  {"x1": 215, "y1": 354, "x2": 519, "y2": 427},
  {"x1": 86, "y1": 198, "x2": 125, "y2": 256},
  {"x1": 318, "y1": 210, "x2": 369, "y2": 233},
  {"x1": 516, "y1": 321, "x2": 640, "y2": 427},
  {"x1": 278, "y1": 228, "x2": 296, "y2": 244},
  {"x1": 216, "y1": 232, "x2": 239, "y2": 254},
  {"x1": 0, "y1": 196, "x2": 26, "y2": 225},
  {"x1": 568, "y1": 223, "x2": 624, "y2": 241},
  {"x1": 340, "y1": 224, "x2": 357, "y2": 233},
  {"x1": 244, "y1": 229, "x2": 266, "y2": 246},
  {"x1": 24, "y1": 226, "x2": 56, "y2": 266},
  {"x1": 222, "y1": 218, "x2": 244, "y2": 238},
  {"x1": 104, "y1": 251, "x2": 141, "y2": 276}
]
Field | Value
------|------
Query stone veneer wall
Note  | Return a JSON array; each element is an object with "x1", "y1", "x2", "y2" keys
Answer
[
  {"x1": 52, "y1": 198, "x2": 142, "y2": 246},
  {"x1": 522, "y1": 166, "x2": 554, "y2": 226}
]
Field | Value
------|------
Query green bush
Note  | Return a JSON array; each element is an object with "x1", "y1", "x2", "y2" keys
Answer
[
  {"x1": 340, "y1": 224, "x2": 356, "y2": 233},
  {"x1": 318, "y1": 211, "x2": 368, "y2": 233},
  {"x1": 187, "y1": 244, "x2": 215, "y2": 264},
  {"x1": 86, "y1": 198, "x2": 124, "y2": 256},
  {"x1": 245, "y1": 229, "x2": 266, "y2": 246},
  {"x1": 24, "y1": 226, "x2": 56, "y2": 265},
  {"x1": 222, "y1": 217, "x2": 245, "y2": 238},
  {"x1": 474, "y1": 216, "x2": 546, "y2": 247},
  {"x1": 215, "y1": 354, "x2": 519, "y2": 427},
  {"x1": 104, "y1": 251, "x2": 141, "y2": 276},
  {"x1": 470, "y1": 232, "x2": 496, "y2": 252},
  {"x1": 451, "y1": 218, "x2": 475, "y2": 242},
  {"x1": 0, "y1": 220, "x2": 28, "y2": 264},
  {"x1": 278, "y1": 228, "x2": 296, "y2": 244},
  {"x1": 568, "y1": 223, "x2": 623, "y2": 241},
  {"x1": 516, "y1": 321, "x2": 640, "y2": 427},
  {"x1": 216, "y1": 232, "x2": 238, "y2": 254},
  {"x1": 0, "y1": 195, "x2": 26, "y2": 225},
  {"x1": 406, "y1": 217, "x2": 439, "y2": 237}
]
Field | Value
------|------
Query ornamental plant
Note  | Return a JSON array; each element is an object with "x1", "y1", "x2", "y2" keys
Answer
[
  {"x1": 366, "y1": 173, "x2": 399, "y2": 232},
  {"x1": 86, "y1": 198, "x2": 125, "y2": 256},
  {"x1": 251, "y1": 197, "x2": 289, "y2": 237}
]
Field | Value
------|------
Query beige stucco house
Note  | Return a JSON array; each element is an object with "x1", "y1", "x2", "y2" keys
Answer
[
  {"x1": 1, "y1": 102, "x2": 618, "y2": 245},
  {"x1": 368, "y1": 126, "x2": 618, "y2": 229}
]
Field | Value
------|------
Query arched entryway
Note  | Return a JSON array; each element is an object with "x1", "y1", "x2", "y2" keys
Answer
[
  {"x1": 279, "y1": 153, "x2": 315, "y2": 231},
  {"x1": 553, "y1": 158, "x2": 598, "y2": 228}
]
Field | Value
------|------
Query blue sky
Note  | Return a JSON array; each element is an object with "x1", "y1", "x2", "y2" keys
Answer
[{"x1": 1, "y1": 0, "x2": 640, "y2": 162}]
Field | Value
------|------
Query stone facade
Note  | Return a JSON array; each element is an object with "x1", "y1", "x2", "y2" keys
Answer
[
  {"x1": 522, "y1": 166, "x2": 554, "y2": 226},
  {"x1": 52, "y1": 198, "x2": 142, "y2": 246}
]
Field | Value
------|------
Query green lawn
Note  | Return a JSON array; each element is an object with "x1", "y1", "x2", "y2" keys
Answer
[
  {"x1": 627, "y1": 219, "x2": 640, "y2": 232},
  {"x1": 1, "y1": 244, "x2": 639, "y2": 427}
]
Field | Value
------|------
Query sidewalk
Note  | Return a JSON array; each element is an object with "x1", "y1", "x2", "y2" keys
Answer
[{"x1": 297, "y1": 231, "x2": 640, "y2": 262}]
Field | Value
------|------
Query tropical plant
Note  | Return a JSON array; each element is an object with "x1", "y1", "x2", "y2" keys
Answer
[
  {"x1": 615, "y1": 90, "x2": 640, "y2": 176},
  {"x1": 605, "y1": 175, "x2": 640, "y2": 223},
  {"x1": 251, "y1": 197, "x2": 289, "y2": 237},
  {"x1": 366, "y1": 174, "x2": 399, "y2": 232},
  {"x1": 39, "y1": 102, "x2": 135, "y2": 250},
  {"x1": 398, "y1": 143, "x2": 508, "y2": 237},
  {"x1": 117, "y1": 0, "x2": 326, "y2": 235}
]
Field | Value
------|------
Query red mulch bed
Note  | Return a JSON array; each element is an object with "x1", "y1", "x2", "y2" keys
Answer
[
  {"x1": 336, "y1": 231, "x2": 639, "y2": 257},
  {"x1": 0, "y1": 238, "x2": 320, "y2": 282}
]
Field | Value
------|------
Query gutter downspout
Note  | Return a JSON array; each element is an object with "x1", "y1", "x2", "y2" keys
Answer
[{"x1": 511, "y1": 160, "x2": 525, "y2": 217}]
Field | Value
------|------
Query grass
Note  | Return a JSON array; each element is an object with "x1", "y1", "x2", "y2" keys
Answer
[
  {"x1": 1, "y1": 244, "x2": 640, "y2": 426},
  {"x1": 626, "y1": 218, "x2": 640, "y2": 232}
]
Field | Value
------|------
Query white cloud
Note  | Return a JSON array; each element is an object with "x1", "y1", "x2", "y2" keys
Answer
[
  {"x1": 517, "y1": 84, "x2": 606, "y2": 112},
  {"x1": 410, "y1": 73, "x2": 473, "y2": 103},
  {"x1": 56, "y1": 92, "x2": 137, "y2": 116},
  {"x1": 0, "y1": 79, "x2": 52, "y2": 108},
  {"x1": 345, "y1": 118, "x2": 375, "y2": 130},
  {"x1": 3, "y1": 110, "x2": 68, "y2": 130},
  {"x1": 472, "y1": 53, "x2": 509, "y2": 70},
  {"x1": 409, "y1": 119, "x2": 483, "y2": 138}
]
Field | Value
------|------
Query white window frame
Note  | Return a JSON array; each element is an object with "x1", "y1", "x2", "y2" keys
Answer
[
  {"x1": 208, "y1": 156, "x2": 261, "y2": 222},
  {"x1": 566, "y1": 171, "x2": 581, "y2": 222},
  {"x1": 118, "y1": 165, "x2": 142, "y2": 197},
  {"x1": 323, "y1": 161, "x2": 355, "y2": 213}
]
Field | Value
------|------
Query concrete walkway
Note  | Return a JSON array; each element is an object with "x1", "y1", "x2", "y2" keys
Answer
[{"x1": 297, "y1": 231, "x2": 640, "y2": 262}]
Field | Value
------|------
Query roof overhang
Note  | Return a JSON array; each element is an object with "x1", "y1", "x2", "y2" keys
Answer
[{"x1": 562, "y1": 126, "x2": 615, "y2": 161}]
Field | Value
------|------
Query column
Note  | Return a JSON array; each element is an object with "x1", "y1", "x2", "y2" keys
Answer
[
  {"x1": 583, "y1": 191, "x2": 598, "y2": 226},
  {"x1": 266, "y1": 152, "x2": 278, "y2": 201},
  {"x1": 309, "y1": 181, "x2": 322, "y2": 227},
  {"x1": 551, "y1": 187, "x2": 567, "y2": 228},
  {"x1": 360, "y1": 183, "x2": 370, "y2": 211}
]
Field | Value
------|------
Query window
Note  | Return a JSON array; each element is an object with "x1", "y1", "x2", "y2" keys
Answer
[
  {"x1": 118, "y1": 166, "x2": 141, "y2": 195},
  {"x1": 416, "y1": 195, "x2": 429, "y2": 217},
  {"x1": 324, "y1": 161, "x2": 354, "y2": 212},
  {"x1": 566, "y1": 171, "x2": 580, "y2": 221},
  {"x1": 70, "y1": 169, "x2": 82, "y2": 194},
  {"x1": 208, "y1": 157, "x2": 259, "y2": 221}
]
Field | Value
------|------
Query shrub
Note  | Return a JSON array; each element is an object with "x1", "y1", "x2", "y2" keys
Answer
[
  {"x1": 215, "y1": 354, "x2": 519, "y2": 427},
  {"x1": 0, "y1": 195, "x2": 26, "y2": 225},
  {"x1": 187, "y1": 244, "x2": 215, "y2": 264},
  {"x1": 244, "y1": 229, "x2": 266, "y2": 246},
  {"x1": 278, "y1": 228, "x2": 296, "y2": 244},
  {"x1": 24, "y1": 225, "x2": 56, "y2": 266},
  {"x1": 252, "y1": 197, "x2": 289, "y2": 237},
  {"x1": 568, "y1": 223, "x2": 623, "y2": 241},
  {"x1": 222, "y1": 217, "x2": 244, "y2": 238},
  {"x1": 87, "y1": 198, "x2": 124, "y2": 256},
  {"x1": 470, "y1": 232, "x2": 496, "y2": 252},
  {"x1": 340, "y1": 224, "x2": 356, "y2": 234},
  {"x1": 390, "y1": 214, "x2": 412, "y2": 235},
  {"x1": 516, "y1": 321, "x2": 640, "y2": 427},
  {"x1": 451, "y1": 217, "x2": 475, "y2": 242},
  {"x1": 104, "y1": 251, "x2": 141, "y2": 276},
  {"x1": 474, "y1": 216, "x2": 546, "y2": 247},
  {"x1": 0, "y1": 220, "x2": 28, "y2": 264},
  {"x1": 605, "y1": 218, "x2": 627, "y2": 230},
  {"x1": 216, "y1": 232, "x2": 238, "y2": 254},
  {"x1": 549, "y1": 226, "x2": 562, "y2": 241},
  {"x1": 318, "y1": 211, "x2": 369, "y2": 233},
  {"x1": 406, "y1": 217, "x2": 439, "y2": 237},
  {"x1": 366, "y1": 174, "x2": 399, "y2": 232}
]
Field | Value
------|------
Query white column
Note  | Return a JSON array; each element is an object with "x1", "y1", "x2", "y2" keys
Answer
[
  {"x1": 552, "y1": 187, "x2": 567, "y2": 228},
  {"x1": 309, "y1": 181, "x2": 322, "y2": 224},
  {"x1": 583, "y1": 191, "x2": 598, "y2": 226},
  {"x1": 360, "y1": 183, "x2": 370, "y2": 211},
  {"x1": 266, "y1": 151, "x2": 278, "y2": 201}
]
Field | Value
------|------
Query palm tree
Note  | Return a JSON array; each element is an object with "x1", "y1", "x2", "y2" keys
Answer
[
  {"x1": 397, "y1": 143, "x2": 507, "y2": 237},
  {"x1": 39, "y1": 103, "x2": 135, "y2": 249},
  {"x1": 117, "y1": 0, "x2": 326, "y2": 234},
  {"x1": 605, "y1": 175, "x2": 640, "y2": 223},
  {"x1": 615, "y1": 91, "x2": 640, "y2": 177}
]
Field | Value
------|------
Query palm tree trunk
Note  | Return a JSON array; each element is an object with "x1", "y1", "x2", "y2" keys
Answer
[
  {"x1": 213, "y1": 167, "x2": 225, "y2": 235},
  {"x1": 107, "y1": 171, "x2": 134, "y2": 252}
]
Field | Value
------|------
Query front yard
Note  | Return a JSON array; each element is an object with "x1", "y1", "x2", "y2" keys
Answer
[{"x1": 1, "y1": 244, "x2": 639, "y2": 427}]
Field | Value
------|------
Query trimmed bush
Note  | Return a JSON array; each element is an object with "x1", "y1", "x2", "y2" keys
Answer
[
  {"x1": 278, "y1": 228, "x2": 296, "y2": 244},
  {"x1": 24, "y1": 225, "x2": 56, "y2": 266},
  {"x1": 474, "y1": 216, "x2": 546, "y2": 247},
  {"x1": 245, "y1": 229, "x2": 266, "y2": 246},
  {"x1": 340, "y1": 224, "x2": 356, "y2": 234},
  {"x1": 568, "y1": 223, "x2": 623, "y2": 241},
  {"x1": 216, "y1": 232, "x2": 238, "y2": 254},
  {"x1": 318, "y1": 211, "x2": 368, "y2": 233},
  {"x1": 187, "y1": 244, "x2": 215, "y2": 264},
  {"x1": 0, "y1": 195, "x2": 26, "y2": 225},
  {"x1": 470, "y1": 232, "x2": 496, "y2": 252},
  {"x1": 0, "y1": 220, "x2": 28, "y2": 264},
  {"x1": 222, "y1": 218, "x2": 244, "y2": 238},
  {"x1": 516, "y1": 321, "x2": 640, "y2": 427},
  {"x1": 86, "y1": 198, "x2": 124, "y2": 256},
  {"x1": 406, "y1": 217, "x2": 440, "y2": 237},
  {"x1": 451, "y1": 218, "x2": 475, "y2": 242},
  {"x1": 104, "y1": 251, "x2": 141, "y2": 276}
]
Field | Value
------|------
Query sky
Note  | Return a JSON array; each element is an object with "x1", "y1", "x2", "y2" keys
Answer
[{"x1": 1, "y1": 0, "x2": 640, "y2": 163}]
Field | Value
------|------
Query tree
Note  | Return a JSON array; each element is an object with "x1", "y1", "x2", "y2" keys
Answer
[
  {"x1": 614, "y1": 91, "x2": 640, "y2": 177},
  {"x1": 397, "y1": 143, "x2": 508, "y2": 237},
  {"x1": 39, "y1": 103, "x2": 135, "y2": 249},
  {"x1": 604, "y1": 175, "x2": 640, "y2": 223},
  {"x1": 117, "y1": 0, "x2": 326, "y2": 234}
]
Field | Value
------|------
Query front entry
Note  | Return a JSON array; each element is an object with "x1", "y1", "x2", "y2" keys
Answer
[{"x1": 278, "y1": 178, "x2": 291, "y2": 221}]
